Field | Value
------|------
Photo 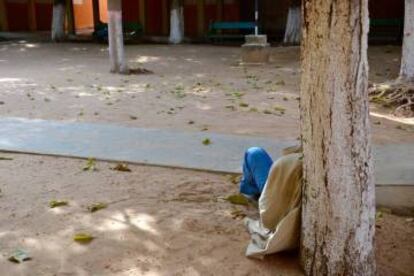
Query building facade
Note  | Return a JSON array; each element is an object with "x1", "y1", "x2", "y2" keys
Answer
[{"x1": 0, "y1": 0, "x2": 405, "y2": 41}]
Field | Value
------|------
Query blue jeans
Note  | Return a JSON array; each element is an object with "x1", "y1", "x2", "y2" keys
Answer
[{"x1": 240, "y1": 147, "x2": 273, "y2": 199}]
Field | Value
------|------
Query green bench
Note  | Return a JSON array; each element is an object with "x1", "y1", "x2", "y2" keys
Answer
[
  {"x1": 370, "y1": 18, "x2": 403, "y2": 42},
  {"x1": 207, "y1": 21, "x2": 257, "y2": 43}
]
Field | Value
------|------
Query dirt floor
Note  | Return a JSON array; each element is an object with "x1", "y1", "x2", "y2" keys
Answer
[
  {"x1": 0, "y1": 154, "x2": 412, "y2": 275},
  {"x1": 0, "y1": 41, "x2": 412, "y2": 143},
  {"x1": 0, "y1": 41, "x2": 413, "y2": 275}
]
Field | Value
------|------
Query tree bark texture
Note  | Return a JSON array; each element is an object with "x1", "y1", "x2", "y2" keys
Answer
[
  {"x1": 51, "y1": 0, "x2": 66, "y2": 42},
  {"x1": 107, "y1": 0, "x2": 128, "y2": 74},
  {"x1": 400, "y1": 0, "x2": 414, "y2": 81},
  {"x1": 169, "y1": 0, "x2": 184, "y2": 44},
  {"x1": 283, "y1": 1, "x2": 301, "y2": 44},
  {"x1": 300, "y1": 0, "x2": 376, "y2": 275}
]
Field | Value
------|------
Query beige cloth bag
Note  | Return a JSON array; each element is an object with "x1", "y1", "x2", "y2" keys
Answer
[{"x1": 245, "y1": 151, "x2": 303, "y2": 259}]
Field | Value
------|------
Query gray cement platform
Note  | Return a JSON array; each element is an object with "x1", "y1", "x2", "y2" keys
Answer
[{"x1": 0, "y1": 117, "x2": 413, "y2": 187}]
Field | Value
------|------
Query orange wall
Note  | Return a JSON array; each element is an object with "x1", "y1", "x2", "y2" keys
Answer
[
  {"x1": 99, "y1": 0, "x2": 107, "y2": 22},
  {"x1": 73, "y1": 0, "x2": 93, "y2": 30}
]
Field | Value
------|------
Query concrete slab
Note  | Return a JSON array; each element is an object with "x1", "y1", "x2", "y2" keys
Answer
[{"x1": 0, "y1": 117, "x2": 413, "y2": 187}]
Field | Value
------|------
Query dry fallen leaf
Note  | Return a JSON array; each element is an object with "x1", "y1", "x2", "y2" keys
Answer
[
  {"x1": 83, "y1": 158, "x2": 97, "y2": 171},
  {"x1": 73, "y1": 233, "x2": 94, "y2": 244},
  {"x1": 227, "y1": 174, "x2": 242, "y2": 185},
  {"x1": 225, "y1": 194, "x2": 249, "y2": 206},
  {"x1": 0, "y1": 156, "x2": 13, "y2": 161},
  {"x1": 230, "y1": 208, "x2": 247, "y2": 219},
  {"x1": 202, "y1": 138, "x2": 211, "y2": 145},
  {"x1": 87, "y1": 202, "x2": 107, "y2": 213},
  {"x1": 112, "y1": 163, "x2": 131, "y2": 172},
  {"x1": 8, "y1": 249, "x2": 31, "y2": 263},
  {"x1": 49, "y1": 200, "x2": 68, "y2": 208}
]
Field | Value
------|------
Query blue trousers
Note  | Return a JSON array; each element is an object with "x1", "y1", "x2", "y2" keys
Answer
[{"x1": 240, "y1": 147, "x2": 273, "y2": 199}]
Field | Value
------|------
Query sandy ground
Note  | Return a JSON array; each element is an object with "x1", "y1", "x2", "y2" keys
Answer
[
  {"x1": 0, "y1": 42, "x2": 413, "y2": 275},
  {"x1": 0, "y1": 154, "x2": 412, "y2": 276},
  {"x1": 0, "y1": 42, "x2": 412, "y2": 143}
]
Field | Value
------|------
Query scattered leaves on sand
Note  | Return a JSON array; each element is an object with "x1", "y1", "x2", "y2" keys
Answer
[
  {"x1": 230, "y1": 208, "x2": 247, "y2": 219},
  {"x1": 112, "y1": 163, "x2": 131, "y2": 172},
  {"x1": 49, "y1": 200, "x2": 68, "y2": 208},
  {"x1": 227, "y1": 174, "x2": 242, "y2": 185},
  {"x1": 275, "y1": 80, "x2": 285, "y2": 86},
  {"x1": 232, "y1": 92, "x2": 244, "y2": 99},
  {"x1": 273, "y1": 106, "x2": 286, "y2": 114},
  {"x1": 225, "y1": 194, "x2": 249, "y2": 206},
  {"x1": 87, "y1": 202, "x2": 108, "y2": 213},
  {"x1": 171, "y1": 85, "x2": 186, "y2": 99},
  {"x1": 202, "y1": 138, "x2": 211, "y2": 145},
  {"x1": 73, "y1": 233, "x2": 94, "y2": 244},
  {"x1": 0, "y1": 156, "x2": 13, "y2": 160},
  {"x1": 225, "y1": 105, "x2": 236, "y2": 111},
  {"x1": 8, "y1": 249, "x2": 31, "y2": 263},
  {"x1": 376, "y1": 211, "x2": 383, "y2": 220},
  {"x1": 128, "y1": 68, "x2": 154, "y2": 75},
  {"x1": 396, "y1": 125, "x2": 414, "y2": 132},
  {"x1": 83, "y1": 158, "x2": 97, "y2": 171}
]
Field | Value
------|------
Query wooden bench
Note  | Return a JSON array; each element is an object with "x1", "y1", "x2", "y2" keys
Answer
[
  {"x1": 207, "y1": 21, "x2": 256, "y2": 43},
  {"x1": 370, "y1": 18, "x2": 403, "y2": 42}
]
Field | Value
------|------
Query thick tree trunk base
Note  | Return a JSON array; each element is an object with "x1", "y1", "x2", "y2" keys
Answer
[{"x1": 369, "y1": 80, "x2": 414, "y2": 117}]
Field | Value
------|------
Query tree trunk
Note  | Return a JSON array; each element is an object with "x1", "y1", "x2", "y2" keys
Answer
[
  {"x1": 51, "y1": 0, "x2": 66, "y2": 42},
  {"x1": 300, "y1": 0, "x2": 376, "y2": 275},
  {"x1": 283, "y1": 1, "x2": 301, "y2": 45},
  {"x1": 107, "y1": 0, "x2": 128, "y2": 74},
  {"x1": 169, "y1": 0, "x2": 184, "y2": 44},
  {"x1": 400, "y1": 0, "x2": 414, "y2": 81}
]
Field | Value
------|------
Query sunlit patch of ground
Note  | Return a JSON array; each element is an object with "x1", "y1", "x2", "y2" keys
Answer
[
  {"x1": 0, "y1": 42, "x2": 412, "y2": 143},
  {"x1": 0, "y1": 154, "x2": 412, "y2": 275}
]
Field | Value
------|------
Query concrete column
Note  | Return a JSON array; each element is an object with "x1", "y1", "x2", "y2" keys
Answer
[
  {"x1": 0, "y1": 0, "x2": 8, "y2": 31},
  {"x1": 28, "y1": 0, "x2": 37, "y2": 31}
]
